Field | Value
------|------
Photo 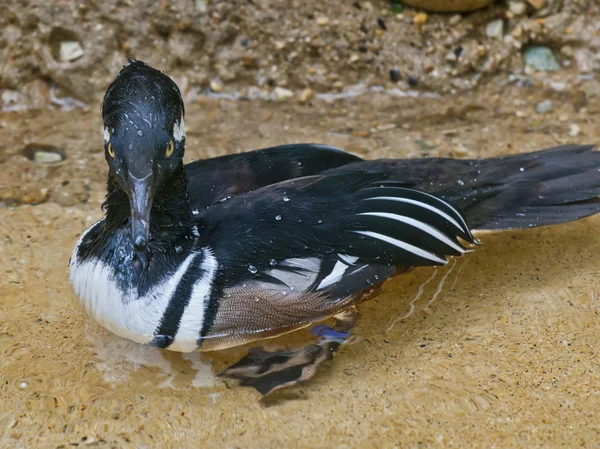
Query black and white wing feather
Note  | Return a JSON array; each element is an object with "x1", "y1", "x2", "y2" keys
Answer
[{"x1": 194, "y1": 173, "x2": 476, "y2": 349}]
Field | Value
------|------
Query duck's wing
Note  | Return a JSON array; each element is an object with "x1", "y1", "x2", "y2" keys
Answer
[
  {"x1": 185, "y1": 144, "x2": 361, "y2": 209},
  {"x1": 194, "y1": 172, "x2": 476, "y2": 350}
]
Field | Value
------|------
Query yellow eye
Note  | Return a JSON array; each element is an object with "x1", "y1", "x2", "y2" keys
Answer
[
  {"x1": 166, "y1": 140, "x2": 174, "y2": 158},
  {"x1": 107, "y1": 143, "x2": 115, "y2": 158}
]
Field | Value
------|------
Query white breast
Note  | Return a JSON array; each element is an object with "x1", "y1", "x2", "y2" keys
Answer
[{"x1": 69, "y1": 220, "x2": 216, "y2": 352}]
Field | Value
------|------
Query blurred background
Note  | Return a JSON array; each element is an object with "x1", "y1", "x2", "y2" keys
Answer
[{"x1": 2, "y1": 0, "x2": 598, "y2": 108}]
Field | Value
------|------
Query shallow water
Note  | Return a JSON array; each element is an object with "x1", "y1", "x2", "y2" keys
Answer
[{"x1": 2, "y1": 89, "x2": 600, "y2": 448}]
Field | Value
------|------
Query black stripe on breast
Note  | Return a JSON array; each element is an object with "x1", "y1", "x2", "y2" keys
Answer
[
  {"x1": 149, "y1": 253, "x2": 206, "y2": 349},
  {"x1": 197, "y1": 272, "x2": 226, "y2": 346}
]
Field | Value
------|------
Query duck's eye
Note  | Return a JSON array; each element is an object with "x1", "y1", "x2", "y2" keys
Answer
[
  {"x1": 166, "y1": 140, "x2": 174, "y2": 158},
  {"x1": 107, "y1": 143, "x2": 115, "y2": 158}
]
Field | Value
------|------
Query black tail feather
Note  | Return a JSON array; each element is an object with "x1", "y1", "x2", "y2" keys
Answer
[{"x1": 441, "y1": 145, "x2": 600, "y2": 230}]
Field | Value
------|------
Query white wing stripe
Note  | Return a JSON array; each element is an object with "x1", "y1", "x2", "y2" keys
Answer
[
  {"x1": 363, "y1": 196, "x2": 467, "y2": 235},
  {"x1": 317, "y1": 260, "x2": 350, "y2": 290},
  {"x1": 339, "y1": 254, "x2": 359, "y2": 265},
  {"x1": 411, "y1": 189, "x2": 471, "y2": 236},
  {"x1": 353, "y1": 230, "x2": 448, "y2": 264},
  {"x1": 317, "y1": 253, "x2": 359, "y2": 290},
  {"x1": 358, "y1": 212, "x2": 465, "y2": 254}
]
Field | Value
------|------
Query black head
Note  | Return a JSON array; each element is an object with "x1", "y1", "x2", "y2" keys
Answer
[{"x1": 102, "y1": 59, "x2": 186, "y2": 252}]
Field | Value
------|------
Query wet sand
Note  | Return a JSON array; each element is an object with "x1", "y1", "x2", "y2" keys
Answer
[{"x1": 2, "y1": 88, "x2": 600, "y2": 448}]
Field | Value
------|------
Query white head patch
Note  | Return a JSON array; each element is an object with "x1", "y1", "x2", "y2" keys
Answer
[
  {"x1": 103, "y1": 126, "x2": 110, "y2": 143},
  {"x1": 173, "y1": 114, "x2": 185, "y2": 142}
]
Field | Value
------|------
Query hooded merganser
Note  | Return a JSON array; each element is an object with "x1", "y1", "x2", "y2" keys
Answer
[{"x1": 70, "y1": 60, "x2": 600, "y2": 395}]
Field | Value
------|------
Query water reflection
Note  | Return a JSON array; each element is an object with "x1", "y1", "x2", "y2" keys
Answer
[
  {"x1": 386, "y1": 258, "x2": 469, "y2": 332},
  {"x1": 84, "y1": 322, "x2": 216, "y2": 390}
]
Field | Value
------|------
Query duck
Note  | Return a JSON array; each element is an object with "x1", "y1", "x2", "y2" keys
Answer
[{"x1": 69, "y1": 59, "x2": 600, "y2": 395}]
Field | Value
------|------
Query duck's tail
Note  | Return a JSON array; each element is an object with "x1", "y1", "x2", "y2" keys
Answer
[{"x1": 436, "y1": 145, "x2": 600, "y2": 230}]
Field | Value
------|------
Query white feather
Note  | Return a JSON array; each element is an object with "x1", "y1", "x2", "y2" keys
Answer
[
  {"x1": 353, "y1": 230, "x2": 448, "y2": 264},
  {"x1": 358, "y1": 212, "x2": 466, "y2": 254},
  {"x1": 103, "y1": 126, "x2": 110, "y2": 143},
  {"x1": 172, "y1": 113, "x2": 186, "y2": 142},
  {"x1": 364, "y1": 196, "x2": 468, "y2": 235},
  {"x1": 317, "y1": 254, "x2": 359, "y2": 290}
]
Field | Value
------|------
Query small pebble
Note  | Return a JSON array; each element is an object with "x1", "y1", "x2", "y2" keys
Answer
[
  {"x1": 485, "y1": 19, "x2": 504, "y2": 39},
  {"x1": 59, "y1": 41, "x2": 84, "y2": 62},
  {"x1": 527, "y1": 0, "x2": 547, "y2": 10},
  {"x1": 414, "y1": 13, "x2": 428, "y2": 26},
  {"x1": 509, "y1": 1, "x2": 527, "y2": 14},
  {"x1": 297, "y1": 87, "x2": 314, "y2": 103},
  {"x1": 535, "y1": 99, "x2": 553, "y2": 114},
  {"x1": 210, "y1": 79, "x2": 223, "y2": 92},
  {"x1": 524, "y1": 46, "x2": 560, "y2": 72},
  {"x1": 316, "y1": 16, "x2": 329, "y2": 26},
  {"x1": 449, "y1": 14, "x2": 462, "y2": 25},
  {"x1": 391, "y1": 1, "x2": 404, "y2": 14},
  {"x1": 569, "y1": 124, "x2": 580, "y2": 137},
  {"x1": 195, "y1": 0, "x2": 207, "y2": 12},
  {"x1": 389, "y1": 68, "x2": 401, "y2": 82},
  {"x1": 33, "y1": 150, "x2": 64, "y2": 164},
  {"x1": 274, "y1": 87, "x2": 294, "y2": 101}
]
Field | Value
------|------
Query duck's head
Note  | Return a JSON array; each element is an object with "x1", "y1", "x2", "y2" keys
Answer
[{"x1": 102, "y1": 59, "x2": 186, "y2": 253}]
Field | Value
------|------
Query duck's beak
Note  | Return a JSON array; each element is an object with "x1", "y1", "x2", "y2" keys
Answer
[{"x1": 127, "y1": 172, "x2": 154, "y2": 253}]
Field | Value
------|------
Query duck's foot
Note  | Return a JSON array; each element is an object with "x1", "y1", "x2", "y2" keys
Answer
[{"x1": 219, "y1": 308, "x2": 357, "y2": 397}]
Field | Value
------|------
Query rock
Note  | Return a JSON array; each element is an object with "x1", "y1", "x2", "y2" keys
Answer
[
  {"x1": 509, "y1": 1, "x2": 527, "y2": 14},
  {"x1": 535, "y1": 0, "x2": 562, "y2": 17},
  {"x1": 391, "y1": 1, "x2": 404, "y2": 13},
  {"x1": 527, "y1": 0, "x2": 547, "y2": 9},
  {"x1": 59, "y1": 41, "x2": 84, "y2": 62},
  {"x1": 414, "y1": 13, "x2": 428, "y2": 26},
  {"x1": 316, "y1": 16, "x2": 329, "y2": 26},
  {"x1": 568, "y1": 124, "x2": 580, "y2": 137},
  {"x1": 210, "y1": 79, "x2": 224, "y2": 92},
  {"x1": 401, "y1": 0, "x2": 496, "y2": 12},
  {"x1": 274, "y1": 87, "x2": 294, "y2": 101},
  {"x1": 1, "y1": 90, "x2": 27, "y2": 111},
  {"x1": 449, "y1": 15, "x2": 462, "y2": 25},
  {"x1": 389, "y1": 68, "x2": 402, "y2": 82},
  {"x1": 33, "y1": 150, "x2": 65, "y2": 164},
  {"x1": 485, "y1": 19, "x2": 504, "y2": 39},
  {"x1": 195, "y1": 0, "x2": 207, "y2": 12},
  {"x1": 445, "y1": 51, "x2": 458, "y2": 63},
  {"x1": 535, "y1": 99, "x2": 553, "y2": 114},
  {"x1": 574, "y1": 48, "x2": 594, "y2": 73},
  {"x1": 297, "y1": 88, "x2": 313, "y2": 103},
  {"x1": 523, "y1": 46, "x2": 560, "y2": 72}
]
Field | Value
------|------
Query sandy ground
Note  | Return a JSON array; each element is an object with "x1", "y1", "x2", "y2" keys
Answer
[{"x1": 1, "y1": 80, "x2": 600, "y2": 448}]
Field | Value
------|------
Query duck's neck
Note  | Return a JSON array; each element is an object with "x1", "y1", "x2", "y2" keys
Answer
[{"x1": 103, "y1": 164, "x2": 192, "y2": 243}]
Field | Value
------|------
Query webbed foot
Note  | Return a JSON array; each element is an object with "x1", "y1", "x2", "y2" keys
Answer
[{"x1": 219, "y1": 309, "x2": 357, "y2": 397}]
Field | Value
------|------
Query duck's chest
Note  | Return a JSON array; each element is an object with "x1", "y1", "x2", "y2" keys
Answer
[{"x1": 68, "y1": 220, "x2": 218, "y2": 352}]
